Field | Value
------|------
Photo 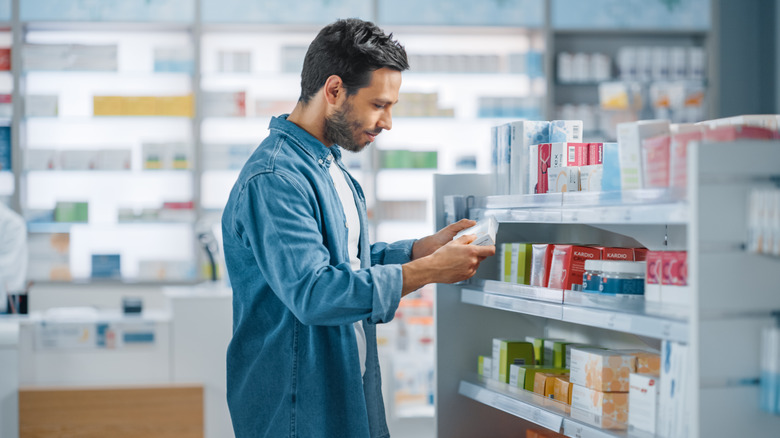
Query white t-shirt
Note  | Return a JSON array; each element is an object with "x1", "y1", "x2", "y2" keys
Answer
[{"x1": 328, "y1": 158, "x2": 366, "y2": 376}]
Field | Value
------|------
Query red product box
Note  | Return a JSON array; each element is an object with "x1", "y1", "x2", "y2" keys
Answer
[
  {"x1": 0, "y1": 48, "x2": 10, "y2": 71},
  {"x1": 588, "y1": 143, "x2": 603, "y2": 165},
  {"x1": 660, "y1": 251, "x2": 689, "y2": 286},
  {"x1": 703, "y1": 125, "x2": 779, "y2": 142},
  {"x1": 548, "y1": 245, "x2": 601, "y2": 290},
  {"x1": 670, "y1": 251, "x2": 688, "y2": 286},
  {"x1": 646, "y1": 252, "x2": 663, "y2": 285},
  {"x1": 641, "y1": 134, "x2": 671, "y2": 188},
  {"x1": 633, "y1": 248, "x2": 649, "y2": 261},
  {"x1": 670, "y1": 130, "x2": 703, "y2": 189},
  {"x1": 593, "y1": 247, "x2": 635, "y2": 261},
  {"x1": 566, "y1": 143, "x2": 590, "y2": 167},
  {"x1": 538, "y1": 143, "x2": 553, "y2": 194},
  {"x1": 530, "y1": 243, "x2": 554, "y2": 287}
]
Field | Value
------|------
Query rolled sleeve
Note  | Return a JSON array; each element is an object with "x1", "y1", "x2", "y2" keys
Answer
[{"x1": 369, "y1": 239, "x2": 416, "y2": 266}]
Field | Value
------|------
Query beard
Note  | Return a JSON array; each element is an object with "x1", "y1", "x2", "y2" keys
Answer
[{"x1": 322, "y1": 100, "x2": 376, "y2": 153}]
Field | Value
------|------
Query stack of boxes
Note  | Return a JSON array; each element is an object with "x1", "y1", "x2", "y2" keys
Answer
[
  {"x1": 477, "y1": 338, "x2": 664, "y2": 431},
  {"x1": 491, "y1": 114, "x2": 780, "y2": 195}
]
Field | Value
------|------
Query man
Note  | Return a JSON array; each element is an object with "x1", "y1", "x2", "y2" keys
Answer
[{"x1": 222, "y1": 18, "x2": 494, "y2": 438}]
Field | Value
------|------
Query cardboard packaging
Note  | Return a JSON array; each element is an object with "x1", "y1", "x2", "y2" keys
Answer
[
  {"x1": 534, "y1": 372, "x2": 569, "y2": 398},
  {"x1": 553, "y1": 375, "x2": 573, "y2": 404},
  {"x1": 703, "y1": 124, "x2": 779, "y2": 142},
  {"x1": 661, "y1": 251, "x2": 689, "y2": 305},
  {"x1": 588, "y1": 142, "x2": 604, "y2": 165},
  {"x1": 616, "y1": 120, "x2": 670, "y2": 190},
  {"x1": 633, "y1": 248, "x2": 649, "y2": 261},
  {"x1": 594, "y1": 247, "x2": 635, "y2": 261},
  {"x1": 641, "y1": 134, "x2": 671, "y2": 188},
  {"x1": 601, "y1": 142, "x2": 621, "y2": 191},
  {"x1": 547, "y1": 166, "x2": 580, "y2": 193},
  {"x1": 552, "y1": 341, "x2": 575, "y2": 368},
  {"x1": 493, "y1": 339, "x2": 535, "y2": 383},
  {"x1": 571, "y1": 384, "x2": 629, "y2": 429},
  {"x1": 645, "y1": 251, "x2": 663, "y2": 303},
  {"x1": 579, "y1": 165, "x2": 603, "y2": 192},
  {"x1": 453, "y1": 216, "x2": 498, "y2": 246},
  {"x1": 669, "y1": 128, "x2": 704, "y2": 189},
  {"x1": 629, "y1": 373, "x2": 660, "y2": 434},
  {"x1": 565, "y1": 143, "x2": 590, "y2": 167},
  {"x1": 547, "y1": 245, "x2": 601, "y2": 290},
  {"x1": 529, "y1": 244, "x2": 554, "y2": 287},
  {"x1": 509, "y1": 121, "x2": 550, "y2": 195},
  {"x1": 570, "y1": 347, "x2": 637, "y2": 392},
  {"x1": 621, "y1": 350, "x2": 661, "y2": 375},
  {"x1": 659, "y1": 341, "x2": 689, "y2": 438},
  {"x1": 509, "y1": 364, "x2": 569, "y2": 391},
  {"x1": 478, "y1": 355, "x2": 492, "y2": 378},
  {"x1": 549, "y1": 120, "x2": 583, "y2": 143}
]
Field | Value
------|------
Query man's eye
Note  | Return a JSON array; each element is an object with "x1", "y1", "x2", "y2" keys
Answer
[{"x1": 375, "y1": 104, "x2": 385, "y2": 109}]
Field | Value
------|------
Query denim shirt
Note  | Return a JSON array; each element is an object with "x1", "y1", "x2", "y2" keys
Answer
[{"x1": 222, "y1": 115, "x2": 415, "y2": 438}]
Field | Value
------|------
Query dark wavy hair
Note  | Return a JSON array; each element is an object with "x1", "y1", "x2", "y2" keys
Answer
[{"x1": 298, "y1": 18, "x2": 409, "y2": 104}]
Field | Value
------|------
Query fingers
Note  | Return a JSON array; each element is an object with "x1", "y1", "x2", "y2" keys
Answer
[
  {"x1": 453, "y1": 234, "x2": 476, "y2": 245},
  {"x1": 448, "y1": 218, "x2": 476, "y2": 232}
]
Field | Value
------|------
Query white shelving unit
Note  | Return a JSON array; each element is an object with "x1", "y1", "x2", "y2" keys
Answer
[{"x1": 433, "y1": 140, "x2": 780, "y2": 437}]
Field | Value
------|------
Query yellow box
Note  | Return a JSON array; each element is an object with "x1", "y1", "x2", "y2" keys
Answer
[
  {"x1": 93, "y1": 96, "x2": 122, "y2": 116},
  {"x1": 570, "y1": 347, "x2": 637, "y2": 392},
  {"x1": 533, "y1": 372, "x2": 567, "y2": 398},
  {"x1": 158, "y1": 95, "x2": 193, "y2": 117},
  {"x1": 123, "y1": 96, "x2": 157, "y2": 116},
  {"x1": 571, "y1": 384, "x2": 628, "y2": 429},
  {"x1": 552, "y1": 376, "x2": 572, "y2": 405},
  {"x1": 628, "y1": 350, "x2": 661, "y2": 375}
]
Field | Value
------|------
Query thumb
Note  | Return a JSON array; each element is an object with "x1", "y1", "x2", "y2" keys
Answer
[{"x1": 453, "y1": 233, "x2": 476, "y2": 245}]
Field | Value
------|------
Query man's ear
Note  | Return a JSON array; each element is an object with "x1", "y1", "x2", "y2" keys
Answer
[{"x1": 323, "y1": 75, "x2": 343, "y2": 105}]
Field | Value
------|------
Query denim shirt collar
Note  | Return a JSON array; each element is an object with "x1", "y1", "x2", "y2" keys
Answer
[{"x1": 271, "y1": 114, "x2": 342, "y2": 169}]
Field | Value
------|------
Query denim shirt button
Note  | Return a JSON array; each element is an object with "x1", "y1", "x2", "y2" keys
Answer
[
  {"x1": 318, "y1": 159, "x2": 323, "y2": 165},
  {"x1": 327, "y1": 155, "x2": 333, "y2": 162}
]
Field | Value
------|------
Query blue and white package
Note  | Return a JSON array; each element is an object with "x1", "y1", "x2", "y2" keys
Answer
[
  {"x1": 549, "y1": 120, "x2": 583, "y2": 143},
  {"x1": 761, "y1": 324, "x2": 780, "y2": 415}
]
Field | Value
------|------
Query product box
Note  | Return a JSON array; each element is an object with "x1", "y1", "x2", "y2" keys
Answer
[
  {"x1": 537, "y1": 142, "x2": 566, "y2": 194},
  {"x1": 659, "y1": 341, "x2": 689, "y2": 438},
  {"x1": 493, "y1": 339, "x2": 535, "y2": 383},
  {"x1": 91, "y1": 254, "x2": 121, "y2": 279},
  {"x1": 527, "y1": 428, "x2": 567, "y2": 438},
  {"x1": 453, "y1": 216, "x2": 498, "y2": 246},
  {"x1": 525, "y1": 336, "x2": 567, "y2": 366},
  {"x1": 511, "y1": 243, "x2": 533, "y2": 284},
  {"x1": 669, "y1": 129, "x2": 703, "y2": 189},
  {"x1": 493, "y1": 123, "x2": 511, "y2": 195},
  {"x1": 96, "y1": 149, "x2": 131, "y2": 170},
  {"x1": 201, "y1": 91, "x2": 247, "y2": 118},
  {"x1": 623, "y1": 350, "x2": 661, "y2": 376},
  {"x1": 594, "y1": 247, "x2": 635, "y2": 261},
  {"x1": 553, "y1": 375, "x2": 573, "y2": 404},
  {"x1": 60, "y1": 150, "x2": 98, "y2": 170},
  {"x1": 616, "y1": 120, "x2": 670, "y2": 190},
  {"x1": 25, "y1": 95, "x2": 59, "y2": 117},
  {"x1": 552, "y1": 341, "x2": 575, "y2": 368},
  {"x1": 547, "y1": 166, "x2": 580, "y2": 193},
  {"x1": 509, "y1": 364, "x2": 569, "y2": 391},
  {"x1": 529, "y1": 142, "x2": 540, "y2": 193},
  {"x1": 703, "y1": 124, "x2": 779, "y2": 142},
  {"x1": 629, "y1": 373, "x2": 660, "y2": 434},
  {"x1": 478, "y1": 355, "x2": 492, "y2": 378},
  {"x1": 123, "y1": 96, "x2": 157, "y2": 116},
  {"x1": 641, "y1": 134, "x2": 671, "y2": 188},
  {"x1": 0, "y1": 47, "x2": 10, "y2": 70},
  {"x1": 588, "y1": 142, "x2": 603, "y2": 165},
  {"x1": 534, "y1": 372, "x2": 569, "y2": 398},
  {"x1": 25, "y1": 149, "x2": 58, "y2": 170},
  {"x1": 547, "y1": 245, "x2": 601, "y2": 290},
  {"x1": 645, "y1": 251, "x2": 663, "y2": 303},
  {"x1": 565, "y1": 143, "x2": 590, "y2": 167},
  {"x1": 633, "y1": 248, "x2": 649, "y2": 262},
  {"x1": 661, "y1": 251, "x2": 689, "y2": 305},
  {"x1": 570, "y1": 347, "x2": 637, "y2": 392},
  {"x1": 701, "y1": 114, "x2": 780, "y2": 131},
  {"x1": 579, "y1": 165, "x2": 602, "y2": 192},
  {"x1": 601, "y1": 142, "x2": 621, "y2": 192},
  {"x1": 529, "y1": 244, "x2": 554, "y2": 287},
  {"x1": 549, "y1": 120, "x2": 583, "y2": 143},
  {"x1": 509, "y1": 121, "x2": 550, "y2": 195},
  {"x1": 571, "y1": 384, "x2": 629, "y2": 429},
  {"x1": 566, "y1": 344, "x2": 604, "y2": 371},
  {"x1": 158, "y1": 95, "x2": 193, "y2": 117},
  {"x1": 93, "y1": 95, "x2": 123, "y2": 116},
  {"x1": 500, "y1": 243, "x2": 512, "y2": 283}
]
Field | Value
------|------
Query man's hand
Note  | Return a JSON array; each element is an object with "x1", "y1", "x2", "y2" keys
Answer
[
  {"x1": 411, "y1": 218, "x2": 477, "y2": 260},
  {"x1": 402, "y1": 232, "x2": 495, "y2": 295}
]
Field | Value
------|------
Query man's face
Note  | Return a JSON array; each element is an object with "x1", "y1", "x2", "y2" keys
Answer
[{"x1": 323, "y1": 67, "x2": 401, "y2": 152}]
